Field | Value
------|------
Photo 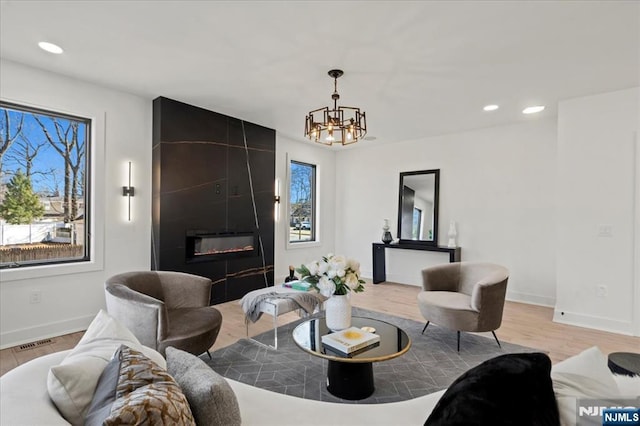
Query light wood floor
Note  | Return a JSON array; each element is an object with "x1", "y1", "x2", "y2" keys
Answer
[{"x1": 2, "y1": 281, "x2": 639, "y2": 376}]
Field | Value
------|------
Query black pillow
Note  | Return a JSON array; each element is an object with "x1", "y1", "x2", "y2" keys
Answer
[{"x1": 424, "y1": 352, "x2": 560, "y2": 426}]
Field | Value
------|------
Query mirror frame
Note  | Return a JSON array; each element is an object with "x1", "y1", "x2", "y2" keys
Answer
[{"x1": 397, "y1": 169, "x2": 440, "y2": 246}]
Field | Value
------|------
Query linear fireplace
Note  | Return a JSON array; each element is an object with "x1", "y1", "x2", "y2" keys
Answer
[{"x1": 186, "y1": 231, "x2": 259, "y2": 263}]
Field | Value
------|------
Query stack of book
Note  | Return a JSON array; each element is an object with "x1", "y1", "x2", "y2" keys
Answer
[
  {"x1": 282, "y1": 280, "x2": 312, "y2": 291},
  {"x1": 321, "y1": 327, "x2": 381, "y2": 357}
]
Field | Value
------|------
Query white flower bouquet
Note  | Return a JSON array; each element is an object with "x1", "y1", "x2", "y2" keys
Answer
[{"x1": 296, "y1": 253, "x2": 365, "y2": 297}]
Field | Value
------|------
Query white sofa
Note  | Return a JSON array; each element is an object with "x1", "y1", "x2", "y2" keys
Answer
[
  {"x1": 1, "y1": 346, "x2": 638, "y2": 425},
  {"x1": 0, "y1": 349, "x2": 443, "y2": 426}
]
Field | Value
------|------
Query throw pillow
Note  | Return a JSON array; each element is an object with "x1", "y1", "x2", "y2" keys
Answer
[
  {"x1": 84, "y1": 345, "x2": 127, "y2": 425},
  {"x1": 424, "y1": 352, "x2": 560, "y2": 426},
  {"x1": 47, "y1": 309, "x2": 166, "y2": 426},
  {"x1": 85, "y1": 345, "x2": 195, "y2": 426},
  {"x1": 551, "y1": 346, "x2": 623, "y2": 426},
  {"x1": 166, "y1": 346, "x2": 242, "y2": 426}
]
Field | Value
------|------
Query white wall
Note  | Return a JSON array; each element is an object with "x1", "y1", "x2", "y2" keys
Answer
[
  {"x1": 334, "y1": 120, "x2": 558, "y2": 307},
  {"x1": 0, "y1": 60, "x2": 152, "y2": 348},
  {"x1": 1, "y1": 61, "x2": 635, "y2": 347},
  {"x1": 555, "y1": 87, "x2": 639, "y2": 335},
  {"x1": 274, "y1": 134, "x2": 336, "y2": 282}
]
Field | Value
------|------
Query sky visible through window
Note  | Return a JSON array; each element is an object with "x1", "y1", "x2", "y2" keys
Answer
[{"x1": 1, "y1": 106, "x2": 86, "y2": 198}]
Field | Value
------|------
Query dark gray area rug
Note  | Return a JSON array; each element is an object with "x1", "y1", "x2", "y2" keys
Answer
[{"x1": 202, "y1": 307, "x2": 541, "y2": 404}]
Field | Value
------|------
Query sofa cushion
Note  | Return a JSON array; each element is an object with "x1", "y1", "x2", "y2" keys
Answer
[
  {"x1": 84, "y1": 345, "x2": 194, "y2": 426},
  {"x1": 424, "y1": 352, "x2": 559, "y2": 426},
  {"x1": 46, "y1": 310, "x2": 165, "y2": 426},
  {"x1": 166, "y1": 346, "x2": 241, "y2": 426}
]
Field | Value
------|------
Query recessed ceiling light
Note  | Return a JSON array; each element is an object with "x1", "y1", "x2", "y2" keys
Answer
[
  {"x1": 522, "y1": 105, "x2": 545, "y2": 115},
  {"x1": 38, "y1": 41, "x2": 63, "y2": 54},
  {"x1": 483, "y1": 104, "x2": 499, "y2": 112},
  {"x1": 364, "y1": 136, "x2": 377, "y2": 141}
]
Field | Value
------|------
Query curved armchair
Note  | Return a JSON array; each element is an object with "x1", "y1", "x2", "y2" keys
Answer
[
  {"x1": 417, "y1": 262, "x2": 509, "y2": 352},
  {"x1": 105, "y1": 271, "x2": 222, "y2": 357}
]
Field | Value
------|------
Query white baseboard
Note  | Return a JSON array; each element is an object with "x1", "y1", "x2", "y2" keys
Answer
[
  {"x1": 506, "y1": 290, "x2": 555, "y2": 307},
  {"x1": 0, "y1": 314, "x2": 94, "y2": 350},
  {"x1": 553, "y1": 309, "x2": 635, "y2": 336}
]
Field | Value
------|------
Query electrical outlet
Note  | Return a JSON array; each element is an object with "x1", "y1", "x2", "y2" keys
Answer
[
  {"x1": 596, "y1": 285, "x2": 607, "y2": 298},
  {"x1": 29, "y1": 290, "x2": 42, "y2": 304},
  {"x1": 597, "y1": 225, "x2": 613, "y2": 237}
]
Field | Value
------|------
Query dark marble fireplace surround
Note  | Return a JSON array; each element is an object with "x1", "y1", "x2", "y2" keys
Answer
[{"x1": 152, "y1": 97, "x2": 275, "y2": 304}]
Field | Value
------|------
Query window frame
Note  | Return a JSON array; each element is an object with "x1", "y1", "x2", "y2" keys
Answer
[
  {"x1": 0, "y1": 100, "x2": 95, "y2": 273},
  {"x1": 286, "y1": 156, "x2": 320, "y2": 249}
]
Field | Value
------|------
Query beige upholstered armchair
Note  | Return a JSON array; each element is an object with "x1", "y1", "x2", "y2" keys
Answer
[
  {"x1": 105, "y1": 271, "x2": 223, "y2": 357},
  {"x1": 417, "y1": 262, "x2": 509, "y2": 351}
]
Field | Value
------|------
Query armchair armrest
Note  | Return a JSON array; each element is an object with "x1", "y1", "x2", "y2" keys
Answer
[
  {"x1": 159, "y1": 271, "x2": 212, "y2": 309},
  {"x1": 470, "y1": 272, "x2": 509, "y2": 312},
  {"x1": 421, "y1": 264, "x2": 460, "y2": 292},
  {"x1": 471, "y1": 276, "x2": 509, "y2": 330},
  {"x1": 105, "y1": 283, "x2": 169, "y2": 349}
]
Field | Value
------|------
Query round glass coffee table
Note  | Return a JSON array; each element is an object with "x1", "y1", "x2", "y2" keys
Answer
[{"x1": 292, "y1": 316, "x2": 411, "y2": 400}]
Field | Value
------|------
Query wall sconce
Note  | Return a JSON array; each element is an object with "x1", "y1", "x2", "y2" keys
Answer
[
  {"x1": 274, "y1": 178, "x2": 280, "y2": 222},
  {"x1": 122, "y1": 161, "x2": 135, "y2": 221}
]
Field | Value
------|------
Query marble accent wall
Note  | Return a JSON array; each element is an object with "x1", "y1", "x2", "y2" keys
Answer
[{"x1": 152, "y1": 97, "x2": 275, "y2": 304}]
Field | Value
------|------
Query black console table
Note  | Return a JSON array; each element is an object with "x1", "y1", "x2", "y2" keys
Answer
[{"x1": 372, "y1": 243, "x2": 461, "y2": 284}]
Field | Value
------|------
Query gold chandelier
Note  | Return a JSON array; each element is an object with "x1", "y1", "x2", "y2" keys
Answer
[{"x1": 304, "y1": 69, "x2": 367, "y2": 146}]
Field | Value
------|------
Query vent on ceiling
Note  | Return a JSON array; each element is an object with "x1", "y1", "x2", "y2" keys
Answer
[{"x1": 16, "y1": 338, "x2": 53, "y2": 352}]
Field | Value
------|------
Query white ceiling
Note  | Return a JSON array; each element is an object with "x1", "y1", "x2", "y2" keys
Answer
[{"x1": 1, "y1": 1, "x2": 638, "y2": 148}]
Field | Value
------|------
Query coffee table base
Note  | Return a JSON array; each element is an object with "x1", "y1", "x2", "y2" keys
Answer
[{"x1": 326, "y1": 360, "x2": 374, "y2": 400}]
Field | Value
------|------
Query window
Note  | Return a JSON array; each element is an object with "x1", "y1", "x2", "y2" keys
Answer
[
  {"x1": 289, "y1": 160, "x2": 316, "y2": 243},
  {"x1": 412, "y1": 207, "x2": 422, "y2": 239},
  {"x1": 0, "y1": 101, "x2": 91, "y2": 268}
]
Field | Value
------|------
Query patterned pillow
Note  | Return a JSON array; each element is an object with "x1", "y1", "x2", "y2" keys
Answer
[
  {"x1": 85, "y1": 345, "x2": 195, "y2": 426},
  {"x1": 47, "y1": 310, "x2": 166, "y2": 426}
]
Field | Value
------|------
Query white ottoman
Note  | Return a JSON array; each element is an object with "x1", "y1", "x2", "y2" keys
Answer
[{"x1": 241, "y1": 285, "x2": 325, "y2": 349}]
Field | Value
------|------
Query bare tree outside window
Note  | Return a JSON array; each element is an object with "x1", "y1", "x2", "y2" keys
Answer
[
  {"x1": 0, "y1": 102, "x2": 91, "y2": 268},
  {"x1": 289, "y1": 161, "x2": 316, "y2": 243}
]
